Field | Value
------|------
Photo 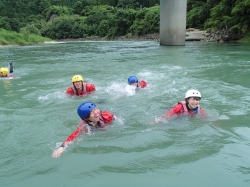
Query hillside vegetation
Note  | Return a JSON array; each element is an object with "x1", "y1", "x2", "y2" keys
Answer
[{"x1": 0, "y1": 0, "x2": 250, "y2": 45}]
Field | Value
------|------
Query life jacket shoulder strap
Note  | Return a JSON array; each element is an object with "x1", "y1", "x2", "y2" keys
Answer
[
  {"x1": 178, "y1": 100, "x2": 188, "y2": 112},
  {"x1": 83, "y1": 82, "x2": 87, "y2": 94},
  {"x1": 70, "y1": 82, "x2": 87, "y2": 95},
  {"x1": 69, "y1": 85, "x2": 76, "y2": 94},
  {"x1": 178, "y1": 100, "x2": 201, "y2": 114},
  {"x1": 78, "y1": 120, "x2": 91, "y2": 132}
]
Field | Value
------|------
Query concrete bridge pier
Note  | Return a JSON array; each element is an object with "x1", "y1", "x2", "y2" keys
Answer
[{"x1": 160, "y1": 0, "x2": 187, "y2": 46}]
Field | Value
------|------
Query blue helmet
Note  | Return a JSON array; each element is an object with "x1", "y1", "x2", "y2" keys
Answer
[
  {"x1": 77, "y1": 102, "x2": 96, "y2": 119},
  {"x1": 128, "y1": 76, "x2": 138, "y2": 85}
]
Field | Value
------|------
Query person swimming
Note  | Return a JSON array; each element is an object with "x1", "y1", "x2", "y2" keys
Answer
[
  {"x1": 0, "y1": 61, "x2": 14, "y2": 78},
  {"x1": 52, "y1": 101, "x2": 115, "y2": 158},
  {"x1": 65, "y1": 75, "x2": 96, "y2": 97},
  {"x1": 127, "y1": 76, "x2": 147, "y2": 91},
  {"x1": 154, "y1": 89, "x2": 207, "y2": 124}
]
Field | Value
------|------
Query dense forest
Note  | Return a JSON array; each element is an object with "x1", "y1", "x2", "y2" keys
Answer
[{"x1": 0, "y1": 0, "x2": 250, "y2": 43}]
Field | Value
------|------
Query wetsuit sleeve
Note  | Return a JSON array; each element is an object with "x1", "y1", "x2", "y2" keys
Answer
[
  {"x1": 164, "y1": 103, "x2": 184, "y2": 117},
  {"x1": 86, "y1": 83, "x2": 96, "y2": 93},
  {"x1": 101, "y1": 111, "x2": 114, "y2": 124},
  {"x1": 61, "y1": 123, "x2": 88, "y2": 147},
  {"x1": 139, "y1": 80, "x2": 147, "y2": 88},
  {"x1": 66, "y1": 87, "x2": 74, "y2": 95}
]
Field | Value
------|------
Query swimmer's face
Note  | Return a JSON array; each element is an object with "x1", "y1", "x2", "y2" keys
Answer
[
  {"x1": 0, "y1": 72, "x2": 3, "y2": 77},
  {"x1": 187, "y1": 97, "x2": 200, "y2": 109},
  {"x1": 88, "y1": 108, "x2": 100, "y2": 122},
  {"x1": 129, "y1": 83, "x2": 138, "y2": 87},
  {"x1": 73, "y1": 81, "x2": 83, "y2": 90}
]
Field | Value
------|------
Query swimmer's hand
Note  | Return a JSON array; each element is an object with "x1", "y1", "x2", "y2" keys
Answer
[
  {"x1": 52, "y1": 147, "x2": 65, "y2": 158},
  {"x1": 152, "y1": 116, "x2": 168, "y2": 125}
]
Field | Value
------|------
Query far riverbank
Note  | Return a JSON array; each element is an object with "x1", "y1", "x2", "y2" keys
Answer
[{"x1": 56, "y1": 29, "x2": 207, "y2": 42}]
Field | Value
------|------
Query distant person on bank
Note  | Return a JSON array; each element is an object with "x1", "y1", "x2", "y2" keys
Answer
[{"x1": 66, "y1": 75, "x2": 96, "y2": 96}]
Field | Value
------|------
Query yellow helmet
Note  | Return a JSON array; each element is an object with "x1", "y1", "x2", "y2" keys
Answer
[
  {"x1": 0, "y1": 67, "x2": 9, "y2": 76},
  {"x1": 72, "y1": 75, "x2": 83, "y2": 83}
]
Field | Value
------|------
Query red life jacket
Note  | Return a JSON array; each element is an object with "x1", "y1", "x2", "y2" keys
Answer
[
  {"x1": 1, "y1": 74, "x2": 13, "y2": 78},
  {"x1": 61, "y1": 110, "x2": 114, "y2": 147},
  {"x1": 70, "y1": 82, "x2": 87, "y2": 96},
  {"x1": 78, "y1": 110, "x2": 110, "y2": 129},
  {"x1": 139, "y1": 80, "x2": 147, "y2": 88},
  {"x1": 7, "y1": 74, "x2": 13, "y2": 77},
  {"x1": 178, "y1": 100, "x2": 201, "y2": 116}
]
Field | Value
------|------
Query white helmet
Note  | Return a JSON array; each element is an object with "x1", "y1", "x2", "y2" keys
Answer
[{"x1": 185, "y1": 89, "x2": 201, "y2": 99}]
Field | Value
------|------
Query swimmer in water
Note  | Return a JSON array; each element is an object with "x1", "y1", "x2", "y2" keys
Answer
[
  {"x1": 65, "y1": 75, "x2": 96, "y2": 97},
  {"x1": 127, "y1": 76, "x2": 147, "y2": 91},
  {"x1": 52, "y1": 102, "x2": 115, "y2": 158},
  {"x1": 0, "y1": 67, "x2": 13, "y2": 78},
  {"x1": 0, "y1": 61, "x2": 14, "y2": 78},
  {"x1": 154, "y1": 89, "x2": 207, "y2": 124}
]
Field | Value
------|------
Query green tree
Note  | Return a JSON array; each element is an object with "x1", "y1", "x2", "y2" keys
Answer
[
  {"x1": 42, "y1": 15, "x2": 86, "y2": 39},
  {"x1": 130, "y1": 6, "x2": 159, "y2": 35},
  {"x1": 20, "y1": 24, "x2": 41, "y2": 36},
  {"x1": 205, "y1": 0, "x2": 236, "y2": 31},
  {"x1": 231, "y1": 0, "x2": 250, "y2": 33},
  {"x1": 42, "y1": 5, "x2": 73, "y2": 21},
  {"x1": 0, "y1": 17, "x2": 12, "y2": 30}
]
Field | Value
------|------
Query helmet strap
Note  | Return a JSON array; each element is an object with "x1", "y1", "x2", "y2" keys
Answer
[
  {"x1": 185, "y1": 99, "x2": 191, "y2": 110},
  {"x1": 73, "y1": 81, "x2": 83, "y2": 94},
  {"x1": 86, "y1": 119, "x2": 100, "y2": 127}
]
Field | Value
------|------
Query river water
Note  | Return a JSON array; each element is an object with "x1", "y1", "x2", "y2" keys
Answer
[{"x1": 1, "y1": 41, "x2": 250, "y2": 187}]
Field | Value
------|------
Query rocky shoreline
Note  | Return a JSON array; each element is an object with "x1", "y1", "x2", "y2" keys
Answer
[
  {"x1": 56, "y1": 33, "x2": 161, "y2": 42},
  {"x1": 56, "y1": 28, "x2": 243, "y2": 43},
  {"x1": 56, "y1": 29, "x2": 208, "y2": 42}
]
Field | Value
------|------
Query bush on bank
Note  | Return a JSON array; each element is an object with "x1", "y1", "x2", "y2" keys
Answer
[
  {"x1": 239, "y1": 32, "x2": 250, "y2": 42},
  {"x1": 41, "y1": 5, "x2": 159, "y2": 39},
  {"x1": 0, "y1": 28, "x2": 51, "y2": 45}
]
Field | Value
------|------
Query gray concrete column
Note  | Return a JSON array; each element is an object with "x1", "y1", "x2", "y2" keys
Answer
[{"x1": 160, "y1": 0, "x2": 187, "y2": 46}]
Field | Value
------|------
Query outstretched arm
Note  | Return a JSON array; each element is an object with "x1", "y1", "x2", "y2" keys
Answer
[
  {"x1": 65, "y1": 87, "x2": 74, "y2": 95},
  {"x1": 52, "y1": 127, "x2": 81, "y2": 158},
  {"x1": 153, "y1": 104, "x2": 183, "y2": 124},
  {"x1": 86, "y1": 83, "x2": 96, "y2": 93},
  {"x1": 101, "y1": 110, "x2": 114, "y2": 124},
  {"x1": 139, "y1": 80, "x2": 147, "y2": 88},
  {"x1": 9, "y1": 61, "x2": 14, "y2": 73},
  {"x1": 52, "y1": 124, "x2": 88, "y2": 158}
]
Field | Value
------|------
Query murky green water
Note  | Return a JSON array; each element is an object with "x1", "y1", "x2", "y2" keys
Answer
[{"x1": 1, "y1": 41, "x2": 250, "y2": 187}]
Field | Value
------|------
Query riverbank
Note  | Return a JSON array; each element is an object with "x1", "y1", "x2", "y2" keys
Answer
[
  {"x1": 55, "y1": 28, "x2": 207, "y2": 43},
  {"x1": 3, "y1": 28, "x2": 242, "y2": 46},
  {"x1": 56, "y1": 28, "x2": 248, "y2": 43},
  {"x1": 56, "y1": 33, "x2": 160, "y2": 42}
]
